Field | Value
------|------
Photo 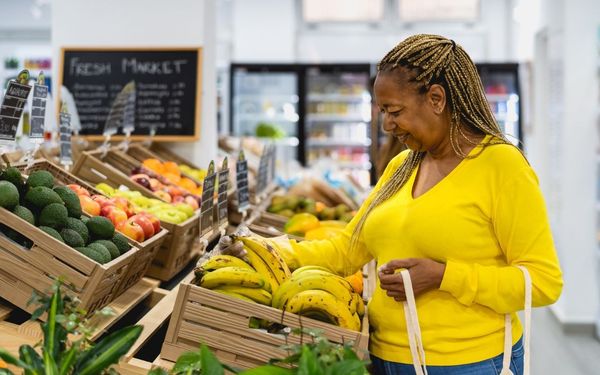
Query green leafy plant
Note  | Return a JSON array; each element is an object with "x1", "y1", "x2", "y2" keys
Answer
[{"x1": 0, "y1": 280, "x2": 142, "y2": 374}]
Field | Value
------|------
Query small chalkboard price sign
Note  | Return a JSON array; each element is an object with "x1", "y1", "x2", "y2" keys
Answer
[
  {"x1": 256, "y1": 147, "x2": 269, "y2": 198},
  {"x1": 30, "y1": 72, "x2": 48, "y2": 140},
  {"x1": 236, "y1": 151, "x2": 250, "y2": 213},
  {"x1": 59, "y1": 102, "x2": 73, "y2": 166},
  {"x1": 217, "y1": 157, "x2": 229, "y2": 229},
  {"x1": 0, "y1": 70, "x2": 32, "y2": 145},
  {"x1": 200, "y1": 160, "x2": 216, "y2": 236}
]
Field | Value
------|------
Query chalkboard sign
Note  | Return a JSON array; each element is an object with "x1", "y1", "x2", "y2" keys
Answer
[
  {"x1": 59, "y1": 111, "x2": 73, "y2": 166},
  {"x1": 217, "y1": 157, "x2": 229, "y2": 228},
  {"x1": 30, "y1": 82, "x2": 48, "y2": 140},
  {"x1": 256, "y1": 147, "x2": 269, "y2": 197},
  {"x1": 200, "y1": 161, "x2": 216, "y2": 236},
  {"x1": 0, "y1": 81, "x2": 31, "y2": 143},
  {"x1": 236, "y1": 151, "x2": 250, "y2": 213},
  {"x1": 59, "y1": 48, "x2": 202, "y2": 141}
]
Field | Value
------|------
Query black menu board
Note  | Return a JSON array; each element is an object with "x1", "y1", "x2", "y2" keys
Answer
[{"x1": 59, "y1": 48, "x2": 202, "y2": 141}]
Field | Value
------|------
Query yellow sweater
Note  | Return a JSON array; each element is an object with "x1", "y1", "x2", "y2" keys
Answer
[{"x1": 289, "y1": 138, "x2": 563, "y2": 365}]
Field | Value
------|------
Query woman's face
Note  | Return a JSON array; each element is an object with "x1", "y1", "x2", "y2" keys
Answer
[{"x1": 374, "y1": 70, "x2": 448, "y2": 152}]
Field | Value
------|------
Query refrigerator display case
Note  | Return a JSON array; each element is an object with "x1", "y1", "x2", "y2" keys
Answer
[
  {"x1": 230, "y1": 63, "x2": 373, "y2": 188},
  {"x1": 476, "y1": 63, "x2": 522, "y2": 147}
]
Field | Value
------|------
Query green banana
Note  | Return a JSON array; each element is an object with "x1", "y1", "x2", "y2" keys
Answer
[
  {"x1": 285, "y1": 290, "x2": 361, "y2": 332},
  {"x1": 200, "y1": 266, "x2": 270, "y2": 292}
]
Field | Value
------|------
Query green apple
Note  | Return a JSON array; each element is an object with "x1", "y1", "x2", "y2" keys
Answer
[
  {"x1": 95, "y1": 183, "x2": 115, "y2": 196},
  {"x1": 155, "y1": 210, "x2": 186, "y2": 224},
  {"x1": 131, "y1": 196, "x2": 152, "y2": 209},
  {"x1": 174, "y1": 203, "x2": 194, "y2": 218}
]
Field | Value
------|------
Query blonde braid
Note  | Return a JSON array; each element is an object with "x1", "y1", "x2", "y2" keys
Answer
[{"x1": 350, "y1": 34, "x2": 514, "y2": 253}]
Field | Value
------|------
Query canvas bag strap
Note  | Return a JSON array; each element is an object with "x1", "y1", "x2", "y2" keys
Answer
[
  {"x1": 500, "y1": 265, "x2": 532, "y2": 375},
  {"x1": 400, "y1": 269, "x2": 428, "y2": 375}
]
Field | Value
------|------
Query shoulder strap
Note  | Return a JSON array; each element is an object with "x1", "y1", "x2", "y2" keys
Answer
[
  {"x1": 400, "y1": 269, "x2": 428, "y2": 375},
  {"x1": 500, "y1": 266, "x2": 532, "y2": 375}
]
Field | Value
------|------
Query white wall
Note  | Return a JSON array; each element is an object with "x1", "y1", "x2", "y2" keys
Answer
[
  {"x1": 51, "y1": 0, "x2": 217, "y2": 168},
  {"x1": 229, "y1": 0, "x2": 516, "y2": 64},
  {"x1": 529, "y1": 0, "x2": 600, "y2": 329}
]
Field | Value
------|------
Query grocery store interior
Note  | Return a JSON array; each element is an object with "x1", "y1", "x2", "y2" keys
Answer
[{"x1": 0, "y1": 0, "x2": 599, "y2": 373}]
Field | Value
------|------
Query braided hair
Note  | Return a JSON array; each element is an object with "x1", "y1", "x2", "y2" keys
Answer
[{"x1": 350, "y1": 34, "x2": 513, "y2": 252}]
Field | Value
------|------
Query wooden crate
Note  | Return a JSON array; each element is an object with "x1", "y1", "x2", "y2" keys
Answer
[
  {"x1": 72, "y1": 148, "x2": 204, "y2": 281},
  {"x1": 15, "y1": 159, "x2": 169, "y2": 295},
  {"x1": 161, "y1": 283, "x2": 369, "y2": 370},
  {"x1": 0, "y1": 206, "x2": 140, "y2": 316}
]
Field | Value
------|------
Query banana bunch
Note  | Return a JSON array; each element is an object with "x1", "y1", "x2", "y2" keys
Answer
[
  {"x1": 194, "y1": 254, "x2": 273, "y2": 305},
  {"x1": 273, "y1": 266, "x2": 365, "y2": 332}
]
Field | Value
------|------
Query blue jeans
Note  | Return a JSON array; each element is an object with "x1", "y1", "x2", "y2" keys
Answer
[{"x1": 371, "y1": 337, "x2": 524, "y2": 375}]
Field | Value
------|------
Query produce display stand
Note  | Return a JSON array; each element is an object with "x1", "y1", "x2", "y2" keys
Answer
[
  {"x1": 14, "y1": 159, "x2": 169, "y2": 296},
  {"x1": 160, "y1": 283, "x2": 369, "y2": 370},
  {"x1": 72, "y1": 148, "x2": 205, "y2": 281}
]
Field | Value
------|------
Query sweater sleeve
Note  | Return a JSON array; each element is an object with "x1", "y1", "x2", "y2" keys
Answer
[
  {"x1": 439, "y1": 166, "x2": 563, "y2": 314},
  {"x1": 282, "y1": 151, "x2": 409, "y2": 277}
]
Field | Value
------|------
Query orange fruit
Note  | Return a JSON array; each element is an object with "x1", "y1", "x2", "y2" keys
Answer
[
  {"x1": 163, "y1": 172, "x2": 181, "y2": 184},
  {"x1": 163, "y1": 161, "x2": 180, "y2": 176},
  {"x1": 0, "y1": 358, "x2": 7, "y2": 368},
  {"x1": 178, "y1": 177, "x2": 198, "y2": 191},
  {"x1": 345, "y1": 270, "x2": 363, "y2": 295},
  {"x1": 143, "y1": 159, "x2": 164, "y2": 174}
]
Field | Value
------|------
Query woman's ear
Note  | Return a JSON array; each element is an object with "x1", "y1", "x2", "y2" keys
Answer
[{"x1": 428, "y1": 84, "x2": 446, "y2": 115}]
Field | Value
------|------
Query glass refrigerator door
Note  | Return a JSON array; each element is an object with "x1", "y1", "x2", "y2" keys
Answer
[
  {"x1": 304, "y1": 67, "x2": 372, "y2": 188},
  {"x1": 478, "y1": 64, "x2": 521, "y2": 146},
  {"x1": 231, "y1": 69, "x2": 300, "y2": 140}
]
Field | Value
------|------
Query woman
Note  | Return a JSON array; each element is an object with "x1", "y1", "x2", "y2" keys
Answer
[{"x1": 222, "y1": 34, "x2": 563, "y2": 374}]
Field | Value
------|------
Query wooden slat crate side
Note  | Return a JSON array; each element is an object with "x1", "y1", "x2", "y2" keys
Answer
[{"x1": 162, "y1": 284, "x2": 369, "y2": 368}]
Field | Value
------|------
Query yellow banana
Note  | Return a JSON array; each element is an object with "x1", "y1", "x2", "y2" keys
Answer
[
  {"x1": 236, "y1": 235, "x2": 291, "y2": 284},
  {"x1": 200, "y1": 266, "x2": 271, "y2": 292},
  {"x1": 243, "y1": 245, "x2": 280, "y2": 293},
  {"x1": 272, "y1": 273, "x2": 355, "y2": 312},
  {"x1": 291, "y1": 265, "x2": 334, "y2": 277},
  {"x1": 285, "y1": 290, "x2": 360, "y2": 331},
  {"x1": 212, "y1": 289, "x2": 255, "y2": 303},
  {"x1": 215, "y1": 286, "x2": 272, "y2": 305},
  {"x1": 198, "y1": 254, "x2": 254, "y2": 272},
  {"x1": 352, "y1": 312, "x2": 362, "y2": 332},
  {"x1": 292, "y1": 269, "x2": 354, "y2": 291},
  {"x1": 352, "y1": 293, "x2": 365, "y2": 317}
]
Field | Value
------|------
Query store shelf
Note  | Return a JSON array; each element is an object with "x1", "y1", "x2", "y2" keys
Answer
[
  {"x1": 307, "y1": 93, "x2": 370, "y2": 102},
  {"x1": 306, "y1": 114, "x2": 369, "y2": 122},
  {"x1": 307, "y1": 139, "x2": 371, "y2": 148},
  {"x1": 236, "y1": 114, "x2": 299, "y2": 122}
]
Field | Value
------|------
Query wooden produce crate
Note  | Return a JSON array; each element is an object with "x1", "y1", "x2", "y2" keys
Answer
[
  {"x1": 15, "y1": 159, "x2": 169, "y2": 295},
  {"x1": 161, "y1": 283, "x2": 369, "y2": 370},
  {"x1": 72, "y1": 148, "x2": 204, "y2": 281},
  {"x1": 150, "y1": 143, "x2": 204, "y2": 172},
  {"x1": 0, "y1": 207, "x2": 140, "y2": 316}
]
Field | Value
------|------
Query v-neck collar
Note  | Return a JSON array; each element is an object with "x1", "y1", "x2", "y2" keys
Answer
[{"x1": 409, "y1": 135, "x2": 491, "y2": 201}]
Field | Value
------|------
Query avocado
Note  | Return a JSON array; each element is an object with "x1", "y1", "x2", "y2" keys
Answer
[
  {"x1": 93, "y1": 240, "x2": 120, "y2": 260},
  {"x1": 86, "y1": 216, "x2": 115, "y2": 240},
  {"x1": 39, "y1": 226, "x2": 64, "y2": 242},
  {"x1": 75, "y1": 246, "x2": 108, "y2": 264},
  {"x1": 81, "y1": 216, "x2": 89, "y2": 224},
  {"x1": 64, "y1": 217, "x2": 89, "y2": 244},
  {"x1": 112, "y1": 233, "x2": 130, "y2": 255},
  {"x1": 53, "y1": 186, "x2": 82, "y2": 218},
  {"x1": 0, "y1": 181, "x2": 20, "y2": 209},
  {"x1": 1, "y1": 167, "x2": 24, "y2": 189},
  {"x1": 86, "y1": 243, "x2": 112, "y2": 264},
  {"x1": 39, "y1": 203, "x2": 68, "y2": 229},
  {"x1": 12, "y1": 205, "x2": 34, "y2": 225},
  {"x1": 26, "y1": 170, "x2": 54, "y2": 189},
  {"x1": 60, "y1": 228, "x2": 85, "y2": 248},
  {"x1": 25, "y1": 186, "x2": 63, "y2": 209}
]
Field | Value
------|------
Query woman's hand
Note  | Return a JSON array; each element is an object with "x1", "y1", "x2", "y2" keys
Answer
[{"x1": 378, "y1": 258, "x2": 446, "y2": 301}]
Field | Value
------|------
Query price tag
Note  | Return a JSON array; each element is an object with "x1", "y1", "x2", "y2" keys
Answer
[
  {"x1": 0, "y1": 70, "x2": 32, "y2": 145},
  {"x1": 30, "y1": 72, "x2": 48, "y2": 141},
  {"x1": 200, "y1": 160, "x2": 216, "y2": 236},
  {"x1": 236, "y1": 151, "x2": 250, "y2": 213},
  {"x1": 268, "y1": 144, "x2": 276, "y2": 185},
  {"x1": 59, "y1": 103, "x2": 73, "y2": 166},
  {"x1": 103, "y1": 83, "x2": 130, "y2": 137},
  {"x1": 256, "y1": 146, "x2": 269, "y2": 197},
  {"x1": 217, "y1": 157, "x2": 229, "y2": 228}
]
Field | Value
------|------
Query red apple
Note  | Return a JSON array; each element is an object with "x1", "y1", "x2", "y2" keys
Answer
[
  {"x1": 103, "y1": 206, "x2": 128, "y2": 228},
  {"x1": 79, "y1": 195, "x2": 101, "y2": 216},
  {"x1": 92, "y1": 194, "x2": 112, "y2": 207},
  {"x1": 118, "y1": 219, "x2": 145, "y2": 242},
  {"x1": 129, "y1": 214, "x2": 155, "y2": 239},
  {"x1": 184, "y1": 195, "x2": 200, "y2": 210},
  {"x1": 68, "y1": 184, "x2": 90, "y2": 197},
  {"x1": 148, "y1": 178, "x2": 162, "y2": 191},
  {"x1": 109, "y1": 197, "x2": 134, "y2": 217},
  {"x1": 130, "y1": 174, "x2": 152, "y2": 190},
  {"x1": 139, "y1": 212, "x2": 161, "y2": 234},
  {"x1": 172, "y1": 195, "x2": 185, "y2": 204}
]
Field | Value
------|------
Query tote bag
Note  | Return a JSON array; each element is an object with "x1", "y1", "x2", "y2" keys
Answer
[{"x1": 400, "y1": 266, "x2": 532, "y2": 375}]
